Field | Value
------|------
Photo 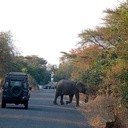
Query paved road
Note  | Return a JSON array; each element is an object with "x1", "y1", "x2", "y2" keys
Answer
[{"x1": 0, "y1": 89, "x2": 91, "y2": 128}]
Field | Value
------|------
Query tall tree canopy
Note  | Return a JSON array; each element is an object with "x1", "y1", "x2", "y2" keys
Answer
[{"x1": 0, "y1": 32, "x2": 15, "y2": 76}]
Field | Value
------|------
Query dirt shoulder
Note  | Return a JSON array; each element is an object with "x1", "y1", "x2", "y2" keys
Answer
[{"x1": 78, "y1": 95, "x2": 128, "y2": 128}]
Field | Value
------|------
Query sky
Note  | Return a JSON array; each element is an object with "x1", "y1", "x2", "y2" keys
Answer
[{"x1": 0, "y1": 0, "x2": 124, "y2": 65}]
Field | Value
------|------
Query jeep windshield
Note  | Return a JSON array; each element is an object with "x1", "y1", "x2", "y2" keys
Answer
[{"x1": 10, "y1": 81, "x2": 22, "y2": 87}]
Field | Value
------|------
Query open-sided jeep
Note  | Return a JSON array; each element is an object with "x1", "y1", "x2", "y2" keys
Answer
[{"x1": 1, "y1": 72, "x2": 31, "y2": 109}]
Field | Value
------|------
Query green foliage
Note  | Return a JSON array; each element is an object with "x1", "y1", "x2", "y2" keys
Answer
[
  {"x1": 27, "y1": 66, "x2": 50, "y2": 85},
  {"x1": 120, "y1": 83, "x2": 128, "y2": 104},
  {"x1": 24, "y1": 55, "x2": 47, "y2": 67},
  {"x1": 0, "y1": 31, "x2": 15, "y2": 76},
  {"x1": 104, "y1": 4, "x2": 128, "y2": 42},
  {"x1": 116, "y1": 41, "x2": 128, "y2": 61},
  {"x1": 14, "y1": 55, "x2": 51, "y2": 85},
  {"x1": 80, "y1": 68, "x2": 102, "y2": 94},
  {"x1": 9, "y1": 56, "x2": 28, "y2": 72},
  {"x1": 28, "y1": 74, "x2": 38, "y2": 89},
  {"x1": 118, "y1": 67, "x2": 128, "y2": 104},
  {"x1": 54, "y1": 62, "x2": 73, "y2": 81}
]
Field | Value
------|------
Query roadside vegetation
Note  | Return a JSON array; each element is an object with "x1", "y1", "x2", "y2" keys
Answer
[
  {"x1": 53, "y1": 3, "x2": 128, "y2": 127},
  {"x1": 54, "y1": 3, "x2": 128, "y2": 105}
]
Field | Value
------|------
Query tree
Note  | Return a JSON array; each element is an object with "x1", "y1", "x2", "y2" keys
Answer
[
  {"x1": 54, "y1": 62, "x2": 73, "y2": 81},
  {"x1": 9, "y1": 55, "x2": 51, "y2": 85},
  {"x1": 0, "y1": 32, "x2": 15, "y2": 77},
  {"x1": 20, "y1": 55, "x2": 50, "y2": 85},
  {"x1": 78, "y1": 3, "x2": 128, "y2": 102}
]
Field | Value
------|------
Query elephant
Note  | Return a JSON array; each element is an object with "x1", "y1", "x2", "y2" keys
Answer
[{"x1": 53, "y1": 80, "x2": 88, "y2": 106}]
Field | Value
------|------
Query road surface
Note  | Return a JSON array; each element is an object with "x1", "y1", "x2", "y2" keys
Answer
[{"x1": 0, "y1": 89, "x2": 92, "y2": 128}]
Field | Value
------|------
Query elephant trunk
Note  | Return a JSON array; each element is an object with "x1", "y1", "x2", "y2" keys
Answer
[
  {"x1": 84, "y1": 94, "x2": 89, "y2": 103},
  {"x1": 82, "y1": 87, "x2": 88, "y2": 94}
]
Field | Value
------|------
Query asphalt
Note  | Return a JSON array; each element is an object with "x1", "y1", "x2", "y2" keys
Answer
[{"x1": 0, "y1": 89, "x2": 92, "y2": 128}]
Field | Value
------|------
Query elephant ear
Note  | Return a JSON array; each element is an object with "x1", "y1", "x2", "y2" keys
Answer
[{"x1": 75, "y1": 81, "x2": 83, "y2": 92}]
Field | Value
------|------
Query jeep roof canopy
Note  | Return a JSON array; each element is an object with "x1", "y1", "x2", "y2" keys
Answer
[{"x1": 5, "y1": 72, "x2": 28, "y2": 81}]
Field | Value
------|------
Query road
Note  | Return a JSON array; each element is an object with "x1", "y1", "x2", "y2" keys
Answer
[{"x1": 0, "y1": 89, "x2": 92, "y2": 128}]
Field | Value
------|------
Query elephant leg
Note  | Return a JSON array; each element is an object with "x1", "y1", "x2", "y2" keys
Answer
[
  {"x1": 60, "y1": 95, "x2": 64, "y2": 105},
  {"x1": 75, "y1": 93, "x2": 79, "y2": 106},
  {"x1": 66, "y1": 94, "x2": 74, "y2": 104},
  {"x1": 53, "y1": 93, "x2": 58, "y2": 105}
]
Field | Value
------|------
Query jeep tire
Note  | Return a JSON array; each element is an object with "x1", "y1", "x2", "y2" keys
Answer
[
  {"x1": 1, "y1": 99, "x2": 6, "y2": 108},
  {"x1": 24, "y1": 101, "x2": 28, "y2": 109}
]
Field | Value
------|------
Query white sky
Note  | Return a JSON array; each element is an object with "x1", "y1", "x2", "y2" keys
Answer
[{"x1": 0, "y1": 0, "x2": 124, "y2": 65}]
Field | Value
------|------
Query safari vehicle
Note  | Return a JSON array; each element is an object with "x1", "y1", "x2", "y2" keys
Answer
[{"x1": 1, "y1": 72, "x2": 31, "y2": 109}]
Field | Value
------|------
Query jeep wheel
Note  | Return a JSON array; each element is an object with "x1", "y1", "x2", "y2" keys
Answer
[
  {"x1": 24, "y1": 101, "x2": 28, "y2": 109},
  {"x1": 1, "y1": 100, "x2": 6, "y2": 108}
]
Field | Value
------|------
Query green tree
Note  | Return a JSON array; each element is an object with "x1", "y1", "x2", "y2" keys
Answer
[
  {"x1": 23, "y1": 55, "x2": 50, "y2": 85},
  {"x1": 78, "y1": 3, "x2": 128, "y2": 103},
  {"x1": 54, "y1": 62, "x2": 73, "y2": 81},
  {"x1": 0, "y1": 31, "x2": 16, "y2": 84},
  {"x1": 9, "y1": 55, "x2": 51, "y2": 86}
]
